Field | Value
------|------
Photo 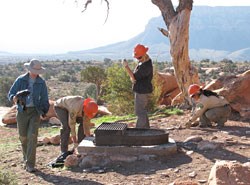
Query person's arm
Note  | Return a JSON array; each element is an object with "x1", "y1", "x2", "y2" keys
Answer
[
  {"x1": 83, "y1": 115, "x2": 91, "y2": 136},
  {"x1": 68, "y1": 112, "x2": 77, "y2": 143},
  {"x1": 190, "y1": 103, "x2": 207, "y2": 122},
  {"x1": 40, "y1": 80, "x2": 50, "y2": 116},
  {"x1": 8, "y1": 78, "x2": 20, "y2": 104},
  {"x1": 122, "y1": 59, "x2": 136, "y2": 83}
]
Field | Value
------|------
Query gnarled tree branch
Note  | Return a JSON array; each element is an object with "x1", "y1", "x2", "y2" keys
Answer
[
  {"x1": 81, "y1": 0, "x2": 110, "y2": 24},
  {"x1": 151, "y1": 0, "x2": 177, "y2": 28},
  {"x1": 176, "y1": 0, "x2": 193, "y2": 13}
]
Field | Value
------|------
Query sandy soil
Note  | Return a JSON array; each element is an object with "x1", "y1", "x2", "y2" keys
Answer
[{"x1": 0, "y1": 108, "x2": 249, "y2": 185}]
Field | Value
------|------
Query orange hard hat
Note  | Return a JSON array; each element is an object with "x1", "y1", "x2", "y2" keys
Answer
[
  {"x1": 133, "y1": 44, "x2": 148, "y2": 58},
  {"x1": 83, "y1": 98, "x2": 98, "y2": 119},
  {"x1": 188, "y1": 84, "x2": 201, "y2": 97}
]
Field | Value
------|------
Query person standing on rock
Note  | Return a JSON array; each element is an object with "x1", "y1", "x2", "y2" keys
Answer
[
  {"x1": 8, "y1": 59, "x2": 49, "y2": 172},
  {"x1": 53, "y1": 96, "x2": 98, "y2": 159},
  {"x1": 122, "y1": 44, "x2": 153, "y2": 128},
  {"x1": 185, "y1": 84, "x2": 231, "y2": 128}
]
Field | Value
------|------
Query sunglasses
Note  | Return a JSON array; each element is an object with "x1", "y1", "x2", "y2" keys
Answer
[
  {"x1": 136, "y1": 56, "x2": 143, "y2": 60},
  {"x1": 191, "y1": 93, "x2": 199, "y2": 98}
]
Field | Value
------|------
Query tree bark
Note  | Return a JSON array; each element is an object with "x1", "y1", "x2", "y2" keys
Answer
[{"x1": 152, "y1": 0, "x2": 199, "y2": 105}]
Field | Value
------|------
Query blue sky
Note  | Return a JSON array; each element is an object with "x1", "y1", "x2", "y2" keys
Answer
[{"x1": 0, "y1": 0, "x2": 250, "y2": 54}]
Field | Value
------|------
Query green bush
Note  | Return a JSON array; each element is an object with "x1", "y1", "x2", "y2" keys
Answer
[
  {"x1": 0, "y1": 77, "x2": 15, "y2": 106},
  {"x1": 81, "y1": 66, "x2": 106, "y2": 96},
  {"x1": 103, "y1": 63, "x2": 134, "y2": 115},
  {"x1": 0, "y1": 168, "x2": 17, "y2": 185}
]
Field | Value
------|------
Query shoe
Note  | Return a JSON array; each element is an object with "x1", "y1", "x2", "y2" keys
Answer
[
  {"x1": 198, "y1": 124, "x2": 207, "y2": 128},
  {"x1": 26, "y1": 165, "x2": 36, "y2": 173}
]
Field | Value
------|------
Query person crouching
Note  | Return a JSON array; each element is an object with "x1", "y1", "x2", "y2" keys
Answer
[{"x1": 185, "y1": 84, "x2": 231, "y2": 128}]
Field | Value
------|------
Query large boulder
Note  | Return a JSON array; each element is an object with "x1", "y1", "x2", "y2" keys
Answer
[
  {"x1": 156, "y1": 72, "x2": 180, "y2": 105},
  {"x1": 208, "y1": 160, "x2": 250, "y2": 185},
  {"x1": 1, "y1": 106, "x2": 16, "y2": 125},
  {"x1": 2, "y1": 100, "x2": 112, "y2": 125},
  {"x1": 205, "y1": 70, "x2": 250, "y2": 119}
]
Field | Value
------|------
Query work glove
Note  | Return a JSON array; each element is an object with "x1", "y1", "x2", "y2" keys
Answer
[
  {"x1": 185, "y1": 120, "x2": 192, "y2": 128},
  {"x1": 122, "y1": 59, "x2": 128, "y2": 67}
]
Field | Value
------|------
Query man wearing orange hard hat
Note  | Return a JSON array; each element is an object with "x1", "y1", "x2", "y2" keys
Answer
[
  {"x1": 54, "y1": 96, "x2": 98, "y2": 156},
  {"x1": 185, "y1": 84, "x2": 231, "y2": 128},
  {"x1": 122, "y1": 44, "x2": 153, "y2": 128}
]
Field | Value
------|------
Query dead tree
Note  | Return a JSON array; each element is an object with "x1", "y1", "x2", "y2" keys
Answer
[{"x1": 152, "y1": 0, "x2": 199, "y2": 105}]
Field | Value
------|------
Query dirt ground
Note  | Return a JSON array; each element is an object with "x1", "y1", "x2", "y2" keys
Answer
[{"x1": 0, "y1": 108, "x2": 249, "y2": 185}]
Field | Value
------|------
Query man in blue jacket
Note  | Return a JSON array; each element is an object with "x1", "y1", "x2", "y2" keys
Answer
[{"x1": 8, "y1": 59, "x2": 49, "y2": 172}]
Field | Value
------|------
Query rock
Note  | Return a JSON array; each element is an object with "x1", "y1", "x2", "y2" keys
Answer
[
  {"x1": 1, "y1": 106, "x2": 16, "y2": 124},
  {"x1": 48, "y1": 117, "x2": 62, "y2": 125},
  {"x1": 156, "y1": 72, "x2": 180, "y2": 105},
  {"x1": 189, "y1": 171, "x2": 197, "y2": 178},
  {"x1": 42, "y1": 137, "x2": 51, "y2": 144},
  {"x1": 64, "y1": 154, "x2": 79, "y2": 167},
  {"x1": 170, "y1": 181, "x2": 199, "y2": 185},
  {"x1": 110, "y1": 155, "x2": 137, "y2": 162},
  {"x1": 205, "y1": 70, "x2": 250, "y2": 120},
  {"x1": 186, "y1": 150, "x2": 194, "y2": 155},
  {"x1": 98, "y1": 106, "x2": 112, "y2": 115},
  {"x1": 184, "y1": 136, "x2": 203, "y2": 143},
  {"x1": 49, "y1": 135, "x2": 60, "y2": 145},
  {"x1": 79, "y1": 155, "x2": 111, "y2": 168},
  {"x1": 208, "y1": 160, "x2": 250, "y2": 185},
  {"x1": 197, "y1": 179, "x2": 207, "y2": 183},
  {"x1": 197, "y1": 140, "x2": 220, "y2": 150}
]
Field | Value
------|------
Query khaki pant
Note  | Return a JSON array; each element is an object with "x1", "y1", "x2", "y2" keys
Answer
[
  {"x1": 135, "y1": 93, "x2": 150, "y2": 128},
  {"x1": 16, "y1": 107, "x2": 40, "y2": 168},
  {"x1": 200, "y1": 104, "x2": 231, "y2": 127},
  {"x1": 54, "y1": 107, "x2": 84, "y2": 153}
]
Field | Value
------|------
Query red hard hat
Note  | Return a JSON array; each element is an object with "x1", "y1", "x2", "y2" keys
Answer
[
  {"x1": 133, "y1": 44, "x2": 149, "y2": 58},
  {"x1": 83, "y1": 98, "x2": 98, "y2": 119},
  {"x1": 188, "y1": 84, "x2": 201, "y2": 97}
]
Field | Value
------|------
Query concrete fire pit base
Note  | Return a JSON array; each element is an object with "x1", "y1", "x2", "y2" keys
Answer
[{"x1": 77, "y1": 137, "x2": 177, "y2": 168}]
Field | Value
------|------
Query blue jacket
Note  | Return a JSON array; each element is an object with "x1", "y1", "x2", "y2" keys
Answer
[{"x1": 8, "y1": 73, "x2": 49, "y2": 115}]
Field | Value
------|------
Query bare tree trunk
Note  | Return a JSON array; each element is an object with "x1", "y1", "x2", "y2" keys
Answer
[{"x1": 152, "y1": 0, "x2": 199, "y2": 105}]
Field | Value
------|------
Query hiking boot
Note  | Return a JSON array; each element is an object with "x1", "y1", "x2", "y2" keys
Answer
[
  {"x1": 26, "y1": 165, "x2": 36, "y2": 173},
  {"x1": 198, "y1": 124, "x2": 207, "y2": 128},
  {"x1": 216, "y1": 119, "x2": 226, "y2": 128}
]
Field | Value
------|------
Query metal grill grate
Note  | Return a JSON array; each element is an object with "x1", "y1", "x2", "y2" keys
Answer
[{"x1": 94, "y1": 122, "x2": 127, "y2": 136}]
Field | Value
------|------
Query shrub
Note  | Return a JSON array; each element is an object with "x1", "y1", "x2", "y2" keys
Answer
[
  {"x1": 0, "y1": 168, "x2": 17, "y2": 185},
  {"x1": 102, "y1": 63, "x2": 134, "y2": 115}
]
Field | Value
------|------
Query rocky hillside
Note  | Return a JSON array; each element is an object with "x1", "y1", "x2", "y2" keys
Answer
[
  {"x1": 1, "y1": 6, "x2": 250, "y2": 63},
  {"x1": 70, "y1": 6, "x2": 250, "y2": 61}
]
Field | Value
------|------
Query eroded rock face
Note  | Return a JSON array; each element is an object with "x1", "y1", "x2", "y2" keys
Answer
[
  {"x1": 205, "y1": 70, "x2": 250, "y2": 119},
  {"x1": 1, "y1": 106, "x2": 16, "y2": 124},
  {"x1": 157, "y1": 72, "x2": 180, "y2": 105},
  {"x1": 208, "y1": 160, "x2": 250, "y2": 185}
]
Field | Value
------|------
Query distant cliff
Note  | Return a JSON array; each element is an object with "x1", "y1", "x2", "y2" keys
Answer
[{"x1": 69, "y1": 6, "x2": 250, "y2": 61}]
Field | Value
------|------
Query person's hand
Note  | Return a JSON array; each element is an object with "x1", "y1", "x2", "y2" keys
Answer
[
  {"x1": 130, "y1": 77, "x2": 136, "y2": 84},
  {"x1": 73, "y1": 143, "x2": 78, "y2": 149},
  {"x1": 13, "y1": 96, "x2": 18, "y2": 104},
  {"x1": 185, "y1": 120, "x2": 192, "y2": 128},
  {"x1": 122, "y1": 59, "x2": 128, "y2": 68}
]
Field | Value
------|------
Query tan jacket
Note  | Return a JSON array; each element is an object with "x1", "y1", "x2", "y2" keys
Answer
[
  {"x1": 190, "y1": 94, "x2": 229, "y2": 122},
  {"x1": 55, "y1": 96, "x2": 90, "y2": 137}
]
